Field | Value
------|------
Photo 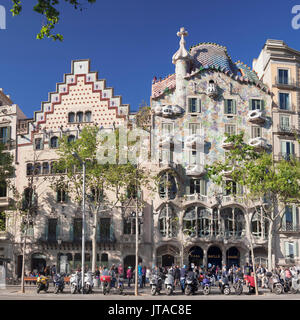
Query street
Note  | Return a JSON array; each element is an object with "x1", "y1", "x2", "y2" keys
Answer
[{"x1": 0, "y1": 285, "x2": 300, "y2": 300}]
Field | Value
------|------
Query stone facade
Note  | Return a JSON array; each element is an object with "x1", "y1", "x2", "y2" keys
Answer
[{"x1": 0, "y1": 31, "x2": 299, "y2": 278}]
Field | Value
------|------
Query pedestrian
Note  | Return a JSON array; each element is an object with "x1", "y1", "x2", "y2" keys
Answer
[
  {"x1": 138, "y1": 262, "x2": 143, "y2": 288},
  {"x1": 118, "y1": 264, "x2": 123, "y2": 278},
  {"x1": 126, "y1": 266, "x2": 132, "y2": 287},
  {"x1": 174, "y1": 265, "x2": 180, "y2": 287},
  {"x1": 180, "y1": 265, "x2": 187, "y2": 293},
  {"x1": 146, "y1": 267, "x2": 151, "y2": 286}
]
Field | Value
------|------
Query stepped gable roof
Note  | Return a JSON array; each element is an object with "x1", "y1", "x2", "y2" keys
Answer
[{"x1": 189, "y1": 42, "x2": 239, "y2": 75}]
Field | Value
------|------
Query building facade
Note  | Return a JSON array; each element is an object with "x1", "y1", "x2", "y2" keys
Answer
[
  {"x1": 0, "y1": 31, "x2": 299, "y2": 278},
  {"x1": 253, "y1": 39, "x2": 300, "y2": 267}
]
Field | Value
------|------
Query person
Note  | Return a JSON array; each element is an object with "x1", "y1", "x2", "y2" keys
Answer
[
  {"x1": 174, "y1": 265, "x2": 180, "y2": 287},
  {"x1": 245, "y1": 272, "x2": 256, "y2": 294},
  {"x1": 146, "y1": 267, "x2": 151, "y2": 285},
  {"x1": 126, "y1": 266, "x2": 132, "y2": 287},
  {"x1": 142, "y1": 266, "x2": 146, "y2": 288},
  {"x1": 180, "y1": 265, "x2": 187, "y2": 293},
  {"x1": 118, "y1": 264, "x2": 123, "y2": 278},
  {"x1": 95, "y1": 266, "x2": 100, "y2": 288},
  {"x1": 51, "y1": 265, "x2": 56, "y2": 277},
  {"x1": 244, "y1": 263, "x2": 251, "y2": 276},
  {"x1": 138, "y1": 262, "x2": 143, "y2": 288}
]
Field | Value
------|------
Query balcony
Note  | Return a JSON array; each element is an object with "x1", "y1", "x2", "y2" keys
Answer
[
  {"x1": 154, "y1": 105, "x2": 184, "y2": 118},
  {"x1": 185, "y1": 134, "x2": 204, "y2": 149},
  {"x1": 0, "y1": 197, "x2": 10, "y2": 207},
  {"x1": 0, "y1": 139, "x2": 16, "y2": 151},
  {"x1": 222, "y1": 195, "x2": 244, "y2": 204},
  {"x1": 248, "y1": 137, "x2": 269, "y2": 150},
  {"x1": 221, "y1": 137, "x2": 235, "y2": 150},
  {"x1": 159, "y1": 134, "x2": 174, "y2": 148},
  {"x1": 206, "y1": 82, "x2": 218, "y2": 99},
  {"x1": 185, "y1": 193, "x2": 207, "y2": 203},
  {"x1": 276, "y1": 124, "x2": 298, "y2": 135},
  {"x1": 274, "y1": 77, "x2": 298, "y2": 89},
  {"x1": 274, "y1": 153, "x2": 300, "y2": 162},
  {"x1": 186, "y1": 164, "x2": 206, "y2": 176},
  {"x1": 247, "y1": 109, "x2": 266, "y2": 124},
  {"x1": 280, "y1": 223, "x2": 300, "y2": 233},
  {"x1": 0, "y1": 231, "x2": 9, "y2": 240}
]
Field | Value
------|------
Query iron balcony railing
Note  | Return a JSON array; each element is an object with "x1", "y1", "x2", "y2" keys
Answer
[
  {"x1": 274, "y1": 153, "x2": 300, "y2": 161},
  {"x1": 281, "y1": 223, "x2": 300, "y2": 232},
  {"x1": 275, "y1": 77, "x2": 298, "y2": 88},
  {"x1": 277, "y1": 124, "x2": 297, "y2": 135}
]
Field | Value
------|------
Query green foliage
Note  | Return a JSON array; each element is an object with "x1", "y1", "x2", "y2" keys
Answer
[{"x1": 11, "y1": 0, "x2": 97, "y2": 41}]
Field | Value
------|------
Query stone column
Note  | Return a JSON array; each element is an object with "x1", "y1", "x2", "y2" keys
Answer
[
  {"x1": 222, "y1": 247, "x2": 227, "y2": 266},
  {"x1": 203, "y1": 248, "x2": 207, "y2": 268}
]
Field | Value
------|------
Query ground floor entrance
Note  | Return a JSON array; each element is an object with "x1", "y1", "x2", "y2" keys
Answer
[{"x1": 207, "y1": 246, "x2": 222, "y2": 267}]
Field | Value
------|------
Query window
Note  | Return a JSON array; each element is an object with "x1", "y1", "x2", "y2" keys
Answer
[
  {"x1": 224, "y1": 99, "x2": 236, "y2": 114},
  {"x1": 189, "y1": 150, "x2": 197, "y2": 165},
  {"x1": 225, "y1": 124, "x2": 236, "y2": 136},
  {"x1": 0, "y1": 127, "x2": 9, "y2": 144},
  {"x1": 159, "y1": 172, "x2": 177, "y2": 199},
  {"x1": 123, "y1": 217, "x2": 141, "y2": 235},
  {"x1": 100, "y1": 218, "x2": 111, "y2": 240},
  {"x1": 50, "y1": 136, "x2": 59, "y2": 149},
  {"x1": 85, "y1": 111, "x2": 92, "y2": 122},
  {"x1": 162, "y1": 123, "x2": 173, "y2": 135},
  {"x1": 34, "y1": 138, "x2": 43, "y2": 150},
  {"x1": 189, "y1": 123, "x2": 200, "y2": 135},
  {"x1": 221, "y1": 207, "x2": 245, "y2": 237},
  {"x1": 189, "y1": 179, "x2": 207, "y2": 196},
  {"x1": 100, "y1": 253, "x2": 108, "y2": 267},
  {"x1": 68, "y1": 135, "x2": 76, "y2": 143},
  {"x1": 73, "y1": 218, "x2": 82, "y2": 241},
  {"x1": 183, "y1": 206, "x2": 211, "y2": 237},
  {"x1": 223, "y1": 180, "x2": 243, "y2": 196},
  {"x1": 0, "y1": 181, "x2": 7, "y2": 197},
  {"x1": 251, "y1": 126, "x2": 262, "y2": 138},
  {"x1": 280, "y1": 141, "x2": 295, "y2": 159},
  {"x1": 47, "y1": 218, "x2": 57, "y2": 241},
  {"x1": 279, "y1": 93, "x2": 290, "y2": 110},
  {"x1": 279, "y1": 115, "x2": 290, "y2": 131},
  {"x1": 284, "y1": 242, "x2": 298, "y2": 259},
  {"x1": 159, "y1": 205, "x2": 178, "y2": 238},
  {"x1": 251, "y1": 208, "x2": 268, "y2": 238},
  {"x1": 283, "y1": 205, "x2": 299, "y2": 231},
  {"x1": 26, "y1": 163, "x2": 33, "y2": 176},
  {"x1": 188, "y1": 98, "x2": 201, "y2": 113},
  {"x1": 278, "y1": 69, "x2": 289, "y2": 84},
  {"x1": 161, "y1": 149, "x2": 173, "y2": 164},
  {"x1": 56, "y1": 188, "x2": 68, "y2": 203},
  {"x1": 249, "y1": 99, "x2": 263, "y2": 110},
  {"x1": 33, "y1": 163, "x2": 41, "y2": 175},
  {"x1": 68, "y1": 112, "x2": 75, "y2": 123},
  {"x1": 76, "y1": 112, "x2": 83, "y2": 123},
  {"x1": 50, "y1": 162, "x2": 57, "y2": 174},
  {"x1": 42, "y1": 162, "x2": 49, "y2": 174}
]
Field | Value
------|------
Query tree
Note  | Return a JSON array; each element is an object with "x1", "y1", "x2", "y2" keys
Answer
[
  {"x1": 10, "y1": 0, "x2": 97, "y2": 41},
  {"x1": 206, "y1": 132, "x2": 300, "y2": 278},
  {"x1": 53, "y1": 125, "x2": 153, "y2": 276}
]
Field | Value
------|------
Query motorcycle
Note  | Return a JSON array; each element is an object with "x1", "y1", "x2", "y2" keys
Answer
[
  {"x1": 233, "y1": 277, "x2": 243, "y2": 295},
  {"x1": 36, "y1": 275, "x2": 49, "y2": 294},
  {"x1": 268, "y1": 274, "x2": 283, "y2": 295},
  {"x1": 53, "y1": 274, "x2": 65, "y2": 294},
  {"x1": 100, "y1": 275, "x2": 111, "y2": 295},
  {"x1": 219, "y1": 276, "x2": 231, "y2": 295},
  {"x1": 202, "y1": 276, "x2": 211, "y2": 295},
  {"x1": 164, "y1": 272, "x2": 175, "y2": 295},
  {"x1": 150, "y1": 274, "x2": 163, "y2": 296},
  {"x1": 70, "y1": 271, "x2": 82, "y2": 294},
  {"x1": 84, "y1": 271, "x2": 94, "y2": 294},
  {"x1": 290, "y1": 275, "x2": 300, "y2": 294},
  {"x1": 184, "y1": 274, "x2": 198, "y2": 295}
]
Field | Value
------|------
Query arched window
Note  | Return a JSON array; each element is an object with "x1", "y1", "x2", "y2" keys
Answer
[
  {"x1": 85, "y1": 111, "x2": 92, "y2": 122},
  {"x1": 251, "y1": 208, "x2": 268, "y2": 238},
  {"x1": 76, "y1": 112, "x2": 83, "y2": 123},
  {"x1": 197, "y1": 208, "x2": 211, "y2": 237},
  {"x1": 42, "y1": 162, "x2": 49, "y2": 175},
  {"x1": 68, "y1": 112, "x2": 75, "y2": 123},
  {"x1": 212, "y1": 208, "x2": 220, "y2": 236},
  {"x1": 33, "y1": 163, "x2": 41, "y2": 175},
  {"x1": 50, "y1": 136, "x2": 59, "y2": 149},
  {"x1": 68, "y1": 135, "x2": 76, "y2": 143},
  {"x1": 159, "y1": 205, "x2": 178, "y2": 238},
  {"x1": 159, "y1": 172, "x2": 177, "y2": 199},
  {"x1": 183, "y1": 207, "x2": 197, "y2": 237},
  {"x1": 221, "y1": 207, "x2": 245, "y2": 238}
]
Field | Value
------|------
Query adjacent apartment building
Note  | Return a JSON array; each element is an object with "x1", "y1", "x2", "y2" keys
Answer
[{"x1": 0, "y1": 31, "x2": 299, "y2": 278}]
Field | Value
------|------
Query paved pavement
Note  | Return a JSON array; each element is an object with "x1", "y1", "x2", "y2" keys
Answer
[{"x1": 1, "y1": 284, "x2": 300, "y2": 299}]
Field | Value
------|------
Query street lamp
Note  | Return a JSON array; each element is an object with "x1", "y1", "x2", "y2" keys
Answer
[{"x1": 71, "y1": 152, "x2": 86, "y2": 295}]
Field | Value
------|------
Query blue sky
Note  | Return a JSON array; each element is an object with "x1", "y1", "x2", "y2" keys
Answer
[{"x1": 0, "y1": 0, "x2": 299, "y2": 117}]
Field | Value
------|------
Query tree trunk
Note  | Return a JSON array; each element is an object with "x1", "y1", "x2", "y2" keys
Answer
[
  {"x1": 267, "y1": 220, "x2": 274, "y2": 271},
  {"x1": 91, "y1": 210, "x2": 97, "y2": 274},
  {"x1": 20, "y1": 215, "x2": 28, "y2": 294}
]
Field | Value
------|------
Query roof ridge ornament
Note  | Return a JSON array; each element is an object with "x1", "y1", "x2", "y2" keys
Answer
[{"x1": 172, "y1": 27, "x2": 192, "y2": 64}]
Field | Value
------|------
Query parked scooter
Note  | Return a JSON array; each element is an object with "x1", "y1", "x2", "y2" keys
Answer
[
  {"x1": 219, "y1": 275, "x2": 231, "y2": 295},
  {"x1": 53, "y1": 274, "x2": 65, "y2": 294},
  {"x1": 70, "y1": 271, "x2": 82, "y2": 294},
  {"x1": 150, "y1": 274, "x2": 163, "y2": 296},
  {"x1": 233, "y1": 277, "x2": 243, "y2": 295},
  {"x1": 268, "y1": 274, "x2": 283, "y2": 295},
  {"x1": 36, "y1": 275, "x2": 49, "y2": 294},
  {"x1": 164, "y1": 270, "x2": 175, "y2": 295},
  {"x1": 202, "y1": 276, "x2": 211, "y2": 295},
  {"x1": 84, "y1": 271, "x2": 94, "y2": 294},
  {"x1": 184, "y1": 272, "x2": 198, "y2": 295}
]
